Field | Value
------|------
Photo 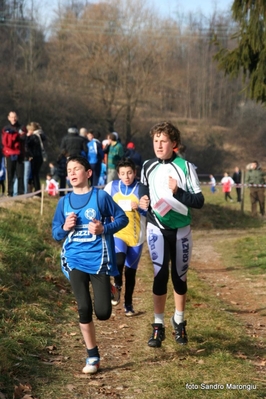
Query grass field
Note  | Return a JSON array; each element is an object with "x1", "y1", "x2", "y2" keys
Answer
[{"x1": 0, "y1": 187, "x2": 266, "y2": 398}]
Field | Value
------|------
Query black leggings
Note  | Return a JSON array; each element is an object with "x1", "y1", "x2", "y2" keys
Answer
[
  {"x1": 115, "y1": 252, "x2": 136, "y2": 306},
  {"x1": 152, "y1": 228, "x2": 188, "y2": 296},
  {"x1": 69, "y1": 269, "x2": 112, "y2": 324}
]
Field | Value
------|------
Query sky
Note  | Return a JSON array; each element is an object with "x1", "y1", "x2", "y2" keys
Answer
[
  {"x1": 39, "y1": 0, "x2": 234, "y2": 26},
  {"x1": 150, "y1": 0, "x2": 233, "y2": 17}
]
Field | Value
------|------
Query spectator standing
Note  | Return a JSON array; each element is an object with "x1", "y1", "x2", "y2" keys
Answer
[
  {"x1": 245, "y1": 161, "x2": 265, "y2": 217},
  {"x1": 2, "y1": 111, "x2": 26, "y2": 196},
  {"x1": 232, "y1": 166, "x2": 242, "y2": 202},
  {"x1": 49, "y1": 162, "x2": 59, "y2": 182},
  {"x1": 105, "y1": 133, "x2": 124, "y2": 183},
  {"x1": 98, "y1": 162, "x2": 107, "y2": 186},
  {"x1": 56, "y1": 151, "x2": 67, "y2": 197},
  {"x1": 26, "y1": 122, "x2": 46, "y2": 196},
  {"x1": 104, "y1": 158, "x2": 147, "y2": 316},
  {"x1": 0, "y1": 150, "x2": 6, "y2": 195},
  {"x1": 102, "y1": 138, "x2": 109, "y2": 165},
  {"x1": 139, "y1": 121, "x2": 204, "y2": 348},
  {"x1": 87, "y1": 130, "x2": 104, "y2": 186},
  {"x1": 79, "y1": 127, "x2": 88, "y2": 158},
  {"x1": 52, "y1": 156, "x2": 128, "y2": 374},
  {"x1": 79, "y1": 127, "x2": 88, "y2": 140},
  {"x1": 125, "y1": 142, "x2": 143, "y2": 179},
  {"x1": 209, "y1": 174, "x2": 216, "y2": 193},
  {"x1": 60, "y1": 126, "x2": 88, "y2": 158},
  {"x1": 221, "y1": 172, "x2": 234, "y2": 202}
]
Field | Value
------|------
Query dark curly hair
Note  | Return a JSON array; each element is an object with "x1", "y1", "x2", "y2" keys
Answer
[{"x1": 149, "y1": 121, "x2": 181, "y2": 148}]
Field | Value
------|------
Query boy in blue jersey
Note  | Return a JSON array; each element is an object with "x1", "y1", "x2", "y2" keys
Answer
[
  {"x1": 52, "y1": 156, "x2": 128, "y2": 374},
  {"x1": 104, "y1": 158, "x2": 147, "y2": 316},
  {"x1": 139, "y1": 121, "x2": 204, "y2": 348}
]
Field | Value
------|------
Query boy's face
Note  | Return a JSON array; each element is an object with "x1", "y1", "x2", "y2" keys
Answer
[
  {"x1": 67, "y1": 161, "x2": 92, "y2": 188},
  {"x1": 153, "y1": 133, "x2": 176, "y2": 160},
  {"x1": 118, "y1": 166, "x2": 136, "y2": 186}
]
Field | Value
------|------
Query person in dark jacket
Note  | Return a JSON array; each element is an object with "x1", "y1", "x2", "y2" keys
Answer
[
  {"x1": 1, "y1": 111, "x2": 26, "y2": 196},
  {"x1": 125, "y1": 142, "x2": 143, "y2": 180},
  {"x1": 56, "y1": 151, "x2": 67, "y2": 197},
  {"x1": 87, "y1": 129, "x2": 104, "y2": 186},
  {"x1": 232, "y1": 166, "x2": 242, "y2": 202},
  {"x1": 26, "y1": 122, "x2": 46, "y2": 196},
  {"x1": 60, "y1": 126, "x2": 88, "y2": 158}
]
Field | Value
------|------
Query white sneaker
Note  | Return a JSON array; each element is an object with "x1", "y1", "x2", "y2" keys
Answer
[{"x1": 82, "y1": 356, "x2": 100, "y2": 374}]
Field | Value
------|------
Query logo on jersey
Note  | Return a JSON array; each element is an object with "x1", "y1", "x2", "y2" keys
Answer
[{"x1": 85, "y1": 208, "x2": 96, "y2": 220}]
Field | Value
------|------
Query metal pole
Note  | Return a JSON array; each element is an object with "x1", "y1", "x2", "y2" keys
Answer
[
  {"x1": 241, "y1": 170, "x2": 245, "y2": 214},
  {"x1": 40, "y1": 183, "x2": 44, "y2": 215}
]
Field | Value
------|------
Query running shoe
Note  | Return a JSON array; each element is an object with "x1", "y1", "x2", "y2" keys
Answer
[
  {"x1": 124, "y1": 304, "x2": 135, "y2": 316},
  {"x1": 110, "y1": 284, "x2": 120, "y2": 306},
  {"x1": 82, "y1": 356, "x2": 100, "y2": 374},
  {"x1": 148, "y1": 323, "x2": 165, "y2": 347},
  {"x1": 170, "y1": 317, "x2": 188, "y2": 344}
]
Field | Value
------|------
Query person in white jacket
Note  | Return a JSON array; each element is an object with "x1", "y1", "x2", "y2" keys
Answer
[{"x1": 221, "y1": 172, "x2": 234, "y2": 202}]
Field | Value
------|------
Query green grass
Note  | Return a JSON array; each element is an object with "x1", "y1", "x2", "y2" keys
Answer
[
  {"x1": 198, "y1": 186, "x2": 266, "y2": 275},
  {"x1": 222, "y1": 235, "x2": 266, "y2": 275},
  {"x1": 0, "y1": 192, "x2": 266, "y2": 398}
]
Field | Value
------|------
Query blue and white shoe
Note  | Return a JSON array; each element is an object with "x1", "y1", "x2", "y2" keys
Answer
[
  {"x1": 82, "y1": 356, "x2": 100, "y2": 374},
  {"x1": 124, "y1": 305, "x2": 135, "y2": 317}
]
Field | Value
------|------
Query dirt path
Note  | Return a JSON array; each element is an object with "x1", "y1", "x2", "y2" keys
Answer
[
  {"x1": 192, "y1": 229, "x2": 266, "y2": 340},
  {"x1": 191, "y1": 229, "x2": 266, "y2": 376}
]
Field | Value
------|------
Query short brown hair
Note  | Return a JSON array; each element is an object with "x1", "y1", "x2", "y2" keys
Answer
[{"x1": 149, "y1": 121, "x2": 181, "y2": 148}]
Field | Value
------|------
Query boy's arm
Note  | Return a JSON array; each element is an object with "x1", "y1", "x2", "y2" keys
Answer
[
  {"x1": 172, "y1": 163, "x2": 204, "y2": 209},
  {"x1": 52, "y1": 198, "x2": 69, "y2": 241},
  {"x1": 174, "y1": 189, "x2": 204, "y2": 209},
  {"x1": 98, "y1": 190, "x2": 128, "y2": 234},
  {"x1": 138, "y1": 181, "x2": 149, "y2": 198},
  {"x1": 137, "y1": 182, "x2": 148, "y2": 216}
]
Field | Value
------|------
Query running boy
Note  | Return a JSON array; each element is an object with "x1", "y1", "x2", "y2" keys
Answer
[
  {"x1": 52, "y1": 156, "x2": 128, "y2": 374},
  {"x1": 139, "y1": 121, "x2": 204, "y2": 348},
  {"x1": 104, "y1": 158, "x2": 147, "y2": 316}
]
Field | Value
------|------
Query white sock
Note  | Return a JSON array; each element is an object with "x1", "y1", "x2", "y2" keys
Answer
[
  {"x1": 174, "y1": 310, "x2": 184, "y2": 325},
  {"x1": 154, "y1": 313, "x2": 164, "y2": 326}
]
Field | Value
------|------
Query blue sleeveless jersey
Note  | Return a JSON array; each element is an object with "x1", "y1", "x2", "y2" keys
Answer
[{"x1": 60, "y1": 189, "x2": 119, "y2": 279}]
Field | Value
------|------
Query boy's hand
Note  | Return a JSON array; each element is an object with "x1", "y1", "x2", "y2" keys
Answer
[
  {"x1": 169, "y1": 176, "x2": 178, "y2": 194},
  {"x1": 63, "y1": 212, "x2": 77, "y2": 231},
  {"x1": 131, "y1": 201, "x2": 138, "y2": 210},
  {"x1": 88, "y1": 218, "x2": 104, "y2": 235},
  {"x1": 139, "y1": 195, "x2": 150, "y2": 210}
]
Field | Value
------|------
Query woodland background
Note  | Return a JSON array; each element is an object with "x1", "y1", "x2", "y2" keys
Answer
[{"x1": 0, "y1": 0, "x2": 266, "y2": 175}]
